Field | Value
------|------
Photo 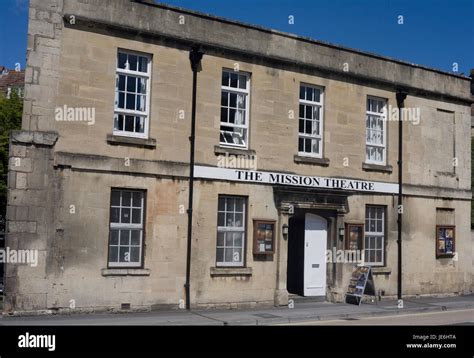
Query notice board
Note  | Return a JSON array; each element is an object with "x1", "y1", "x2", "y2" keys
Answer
[{"x1": 345, "y1": 265, "x2": 376, "y2": 306}]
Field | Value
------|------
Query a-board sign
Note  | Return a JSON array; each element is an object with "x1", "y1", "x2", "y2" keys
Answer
[{"x1": 345, "y1": 265, "x2": 376, "y2": 306}]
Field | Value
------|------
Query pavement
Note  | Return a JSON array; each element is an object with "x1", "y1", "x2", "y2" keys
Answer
[{"x1": 1, "y1": 295, "x2": 473, "y2": 326}]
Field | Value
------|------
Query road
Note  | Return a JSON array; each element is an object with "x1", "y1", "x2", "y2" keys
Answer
[{"x1": 283, "y1": 309, "x2": 474, "y2": 325}]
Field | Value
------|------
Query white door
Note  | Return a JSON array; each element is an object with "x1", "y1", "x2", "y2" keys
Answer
[{"x1": 304, "y1": 213, "x2": 327, "y2": 296}]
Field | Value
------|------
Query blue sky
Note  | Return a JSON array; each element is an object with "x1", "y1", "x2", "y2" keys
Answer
[{"x1": 0, "y1": 0, "x2": 472, "y2": 74}]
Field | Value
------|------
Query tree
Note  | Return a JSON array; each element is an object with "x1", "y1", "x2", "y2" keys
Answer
[{"x1": 0, "y1": 90, "x2": 23, "y2": 230}]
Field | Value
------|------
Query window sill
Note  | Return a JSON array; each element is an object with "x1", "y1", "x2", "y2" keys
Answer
[
  {"x1": 210, "y1": 267, "x2": 252, "y2": 277},
  {"x1": 294, "y1": 155, "x2": 330, "y2": 167},
  {"x1": 362, "y1": 163, "x2": 393, "y2": 173},
  {"x1": 101, "y1": 268, "x2": 151, "y2": 277},
  {"x1": 214, "y1": 145, "x2": 256, "y2": 157},
  {"x1": 106, "y1": 134, "x2": 156, "y2": 149},
  {"x1": 370, "y1": 267, "x2": 391, "y2": 275}
]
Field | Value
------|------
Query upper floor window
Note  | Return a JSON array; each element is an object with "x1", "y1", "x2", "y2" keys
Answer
[
  {"x1": 366, "y1": 96, "x2": 387, "y2": 164},
  {"x1": 114, "y1": 50, "x2": 151, "y2": 138},
  {"x1": 108, "y1": 189, "x2": 146, "y2": 268},
  {"x1": 220, "y1": 70, "x2": 250, "y2": 148},
  {"x1": 298, "y1": 84, "x2": 324, "y2": 157}
]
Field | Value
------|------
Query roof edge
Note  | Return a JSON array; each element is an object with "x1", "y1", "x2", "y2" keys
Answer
[{"x1": 133, "y1": 0, "x2": 470, "y2": 81}]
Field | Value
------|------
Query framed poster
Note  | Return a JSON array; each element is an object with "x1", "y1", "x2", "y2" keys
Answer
[
  {"x1": 436, "y1": 225, "x2": 455, "y2": 258},
  {"x1": 253, "y1": 220, "x2": 275, "y2": 255},
  {"x1": 345, "y1": 223, "x2": 364, "y2": 251}
]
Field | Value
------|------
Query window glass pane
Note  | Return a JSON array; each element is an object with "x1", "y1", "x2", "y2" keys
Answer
[
  {"x1": 234, "y1": 213, "x2": 243, "y2": 227},
  {"x1": 234, "y1": 232, "x2": 243, "y2": 247},
  {"x1": 216, "y1": 248, "x2": 224, "y2": 263},
  {"x1": 122, "y1": 192, "x2": 132, "y2": 206},
  {"x1": 226, "y1": 213, "x2": 235, "y2": 227},
  {"x1": 131, "y1": 230, "x2": 141, "y2": 245},
  {"x1": 238, "y1": 75, "x2": 247, "y2": 89},
  {"x1": 369, "y1": 251, "x2": 375, "y2": 263},
  {"x1": 229, "y1": 93, "x2": 237, "y2": 108},
  {"x1": 313, "y1": 88, "x2": 321, "y2": 102},
  {"x1": 121, "y1": 208, "x2": 131, "y2": 224},
  {"x1": 120, "y1": 230, "x2": 131, "y2": 245},
  {"x1": 230, "y1": 73, "x2": 238, "y2": 88},
  {"x1": 118, "y1": 93, "x2": 125, "y2": 109},
  {"x1": 298, "y1": 137, "x2": 304, "y2": 152},
  {"x1": 126, "y1": 94, "x2": 136, "y2": 110},
  {"x1": 109, "y1": 246, "x2": 119, "y2": 262},
  {"x1": 111, "y1": 191, "x2": 121, "y2": 206},
  {"x1": 234, "y1": 199, "x2": 244, "y2": 212},
  {"x1": 222, "y1": 71, "x2": 229, "y2": 86},
  {"x1": 218, "y1": 197, "x2": 225, "y2": 211},
  {"x1": 127, "y1": 76, "x2": 136, "y2": 92},
  {"x1": 110, "y1": 207, "x2": 120, "y2": 223},
  {"x1": 217, "y1": 232, "x2": 225, "y2": 246},
  {"x1": 135, "y1": 117, "x2": 145, "y2": 133},
  {"x1": 119, "y1": 247, "x2": 129, "y2": 263},
  {"x1": 218, "y1": 212, "x2": 225, "y2": 227},
  {"x1": 130, "y1": 247, "x2": 140, "y2": 263},
  {"x1": 300, "y1": 86, "x2": 305, "y2": 100},
  {"x1": 376, "y1": 219, "x2": 382, "y2": 232},
  {"x1": 306, "y1": 87, "x2": 313, "y2": 101},
  {"x1": 132, "y1": 192, "x2": 142, "y2": 207},
  {"x1": 138, "y1": 56, "x2": 148, "y2": 73},
  {"x1": 118, "y1": 75, "x2": 126, "y2": 91},
  {"x1": 225, "y1": 234, "x2": 233, "y2": 247},
  {"x1": 220, "y1": 107, "x2": 228, "y2": 123},
  {"x1": 118, "y1": 53, "x2": 127, "y2": 69},
  {"x1": 221, "y1": 91, "x2": 228, "y2": 106},
  {"x1": 229, "y1": 108, "x2": 236, "y2": 124},
  {"x1": 132, "y1": 209, "x2": 142, "y2": 224},
  {"x1": 233, "y1": 248, "x2": 242, "y2": 263},
  {"x1": 128, "y1": 55, "x2": 138, "y2": 71},
  {"x1": 225, "y1": 249, "x2": 233, "y2": 263},
  {"x1": 110, "y1": 230, "x2": 119, "y2": 245},
  {"x1": 125, "y1": 116, "x2": 134, "y2": 132},
  {"x1": 376, "y1": 237, "x2": 382, "y2": 249}
]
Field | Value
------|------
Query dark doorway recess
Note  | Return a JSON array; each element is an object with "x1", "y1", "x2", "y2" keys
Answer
[{"x1": 287, "y1": 214, "x2": 305, "y2": 295}]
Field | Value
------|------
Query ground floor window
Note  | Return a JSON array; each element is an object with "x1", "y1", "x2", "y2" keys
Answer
[
  {"x1": 364, "y1": 205, "x2": 385, "y2": 266},
  {"x1": 216, "y1": 195, "x2": 246, "y2": 267},
  {"x1": 108, "y1": 189, "x2": 145, "y2": 267}
]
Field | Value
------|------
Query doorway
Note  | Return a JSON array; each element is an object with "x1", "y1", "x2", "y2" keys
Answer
[{"x1": 287, "y1": 213, "x2": 327, "y2": 297}]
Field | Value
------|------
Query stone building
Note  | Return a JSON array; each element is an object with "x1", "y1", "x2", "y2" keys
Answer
[
  {"x1": 0, "y1": 66, "x2": 25, "y2": 99},
  {"x1": 4, "y1": 0, "x2": 473, "y2": 313}
]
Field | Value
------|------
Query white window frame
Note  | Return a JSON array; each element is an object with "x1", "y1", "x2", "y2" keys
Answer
[
  {"x1": 108, "y1": 189, "x2": 145, "y2": 268},
  {"x1": 216, "y1": 196, "x2": 246, "y2": 267},
  {"x1": 298, "y1": 84, "x2": 324, "y2": 158},
  {"x1": 114, "y1": 49, "x2": 152, "y2": 139},
  {"x1": 365, "y1": 96, "x2": 387, "y2": 165},
  {"x1": 220, "y1": 69, "x2": 251, "y2": 149},
  {"x1": 364, "y1": 206, "x2": 385, "y2": 266}
]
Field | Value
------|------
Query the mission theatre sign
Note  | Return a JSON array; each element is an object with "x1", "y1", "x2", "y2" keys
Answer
[{"x1": 195, "y1": 166, "x2": 399, "y2": 194}]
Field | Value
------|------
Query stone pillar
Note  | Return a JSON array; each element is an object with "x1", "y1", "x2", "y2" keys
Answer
[
  {"x1": 274, "y1": 203, "x2": 291, "y2": 306},
  {"x1": 4, "y1": 130, "x2": 58, "y2": 313},
  {"x1": 23, "y1": 0, "x2": 64, "y2": 131}
]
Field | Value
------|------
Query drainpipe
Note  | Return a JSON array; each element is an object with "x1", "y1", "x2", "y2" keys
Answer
[
  {"x1": 185, "y1": 45, "x2": 204, "y2": 310},
  {"x1": 396, "y1": 90, "x2": 407, "y2": 301}
]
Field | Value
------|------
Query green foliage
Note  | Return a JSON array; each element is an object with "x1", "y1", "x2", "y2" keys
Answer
[{"x1": 0, "y1": 90, "x2": 23, "y2": 227}]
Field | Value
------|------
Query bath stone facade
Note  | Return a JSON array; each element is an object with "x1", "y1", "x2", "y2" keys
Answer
[{"x1": 4, "y1": 0, "x2": 472, "y2": 314}]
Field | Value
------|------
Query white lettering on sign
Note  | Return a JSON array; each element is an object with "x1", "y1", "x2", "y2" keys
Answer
[{"x1": 194, "y1": 166, "x2": 398, "y2": 194}]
